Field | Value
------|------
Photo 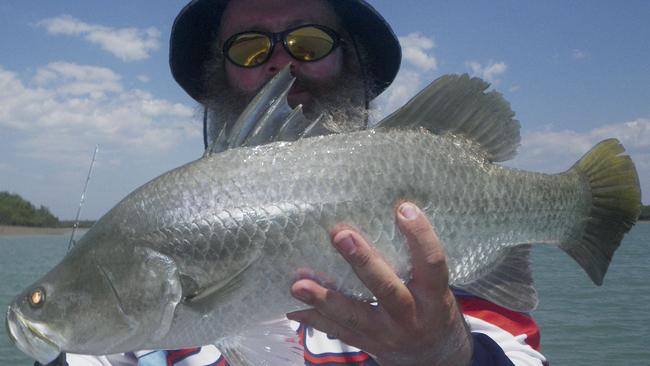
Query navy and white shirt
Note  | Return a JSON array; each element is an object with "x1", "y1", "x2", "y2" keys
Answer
[{"x1": 49, "y1": 294, "x2": 547, "y2": 366}]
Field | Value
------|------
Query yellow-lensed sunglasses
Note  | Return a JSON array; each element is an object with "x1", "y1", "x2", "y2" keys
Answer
[{"x1": 222, "y1": 24, "x2": 342, "y2": 68}]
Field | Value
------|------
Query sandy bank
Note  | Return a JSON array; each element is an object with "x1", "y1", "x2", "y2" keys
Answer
[{"x1": 0, "y1": 225, "x2": 70, "y2": 236}]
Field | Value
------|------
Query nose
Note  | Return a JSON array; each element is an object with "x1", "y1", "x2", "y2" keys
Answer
[{"x1": 265, "y1": 45, "x2": 295, "y2": 75}]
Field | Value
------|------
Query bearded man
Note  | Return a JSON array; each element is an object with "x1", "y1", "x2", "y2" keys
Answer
[{"x1": 37, "y1": 1, "x2": 547, "y2": 365}]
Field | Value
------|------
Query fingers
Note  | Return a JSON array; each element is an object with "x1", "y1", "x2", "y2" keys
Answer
[
  {"x1": 396, "y1": 202, "x2": 450, "y2": 293},
  {"x1": 287, "y1": 202, "x2": 462, "y2": 364},
  {"x1": 286, "y1": 308, "x2": 373, "y2": 353},
  {"x1": 329, "y1": 229, "x2": 416, "y2": 321},
  {"x1": 287, "y1": 278, "x2": 378, "y2": 352},
  {"x1": 289, "y1": 278, "x2": 375, "y2": 334}
]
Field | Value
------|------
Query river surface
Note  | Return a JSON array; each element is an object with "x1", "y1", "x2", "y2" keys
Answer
[{"x1": 1, "y1": 224, "x2": 649, "y2": 365}]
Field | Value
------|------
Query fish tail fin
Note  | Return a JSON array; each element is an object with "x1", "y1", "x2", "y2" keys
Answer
[
  {"x1": 563, "y1": 138, "x2": 641, "y2": 285},
  {"x1": 215, "y1": 318, "x2": 304, "y2": 366}
]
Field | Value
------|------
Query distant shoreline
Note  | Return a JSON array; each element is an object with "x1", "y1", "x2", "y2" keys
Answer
[{"x1": 0, "y1": 225, "x2": 71, "y2": 236}]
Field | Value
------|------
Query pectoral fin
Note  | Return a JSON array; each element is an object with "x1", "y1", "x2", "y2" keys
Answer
[{"x1": 182, "y1": 264, "x2": 248, "y2": 304}]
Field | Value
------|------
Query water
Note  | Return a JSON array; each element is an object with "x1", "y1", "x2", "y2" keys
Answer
[
  {"x1": 532, "y1": 223, "x2": 650, "y2": 364},
  {"x1": 1, "y1": 225, "x2": 649, "y2": 365},
  {"x1": 1, "y1": 234, "x2": 69, "y2": 365}
]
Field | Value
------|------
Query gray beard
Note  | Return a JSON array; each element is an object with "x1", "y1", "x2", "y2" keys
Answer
[{"x1": 202, "y1": 73, "x2": 369, "y2": 146}]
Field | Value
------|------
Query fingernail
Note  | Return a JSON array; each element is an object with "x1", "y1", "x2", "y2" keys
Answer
[
  {"x1": 294, "y1": 289, "x2": 312, "y2": 304},
  {"x1": 399, "y1": 202, "x2": 418, "y2": 220},
  {"x1": 292, "y1": 267, "x2": 316, "y2": 281},
  {"x1": 334, "y1": 233, "x2": 357, "y2": 255}
]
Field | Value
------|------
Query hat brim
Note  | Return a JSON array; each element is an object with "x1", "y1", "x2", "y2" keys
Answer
[{"x1": 169, "y1": 0, "x2": 401, "y2": 102}]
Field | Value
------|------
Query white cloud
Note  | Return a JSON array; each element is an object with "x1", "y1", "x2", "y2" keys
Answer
[
  {"x1": 37, "y1": 15, "x2": 160, "y2": 62},
  {"x1": 0, "y1": 63, "x2": 198, "y2": 164},
  {"x1": 507, "y1": 118, "x2": 650, "y2": 201},
  {"x1": 508, "y1": 85, "x2": 521, "y2": 93},
  {"x1": 34, "y1": 62, "x2": 122, "y2": 97},
  {"x1": 465, "y1": 60, "x2": 508, "y2": 84},
  {"x1": 372, "y1": 69, "x2": 423, "y2": 120},
  {"x1": 572, "y1": 49, "x2": 588, "y2": 59},
  {"x1": 513, "y1": 118, "x2": 650, "y2": 167},
  {"x1": 372, "y1": 33, "x2": 438, "y2": 120},
  {"x1": 399, "y1": 33, "x2": 438, "y2": 72},
  {"x1": 137, "y1": 74, "x2": 150, "y2": 83}
]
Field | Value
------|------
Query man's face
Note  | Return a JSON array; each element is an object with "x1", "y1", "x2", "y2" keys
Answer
[{"x1": 219, "y1": 0, "x2": 344, "y2": 109}]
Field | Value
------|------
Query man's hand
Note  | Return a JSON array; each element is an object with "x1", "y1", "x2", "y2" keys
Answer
[{"x1": 286, "y1": 202, "x2": 472, "y2": 366}]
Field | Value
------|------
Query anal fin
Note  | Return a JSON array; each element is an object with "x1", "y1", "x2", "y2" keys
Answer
[{"x1": 456, "y1": 244, "x2": 538, "y2": 312}]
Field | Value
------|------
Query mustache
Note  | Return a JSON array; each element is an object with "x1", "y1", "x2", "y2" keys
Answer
[
  {"x1": 263, "y1": 69, "x2": 343, "y2": 96},
  {"x1": 291, "y1": 76, "x2": 336, "y2": 93}
]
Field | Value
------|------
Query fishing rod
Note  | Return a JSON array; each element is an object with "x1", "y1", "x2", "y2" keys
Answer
[{"x1": 67, "y1": 145, "x2": 99, "y2": 251}]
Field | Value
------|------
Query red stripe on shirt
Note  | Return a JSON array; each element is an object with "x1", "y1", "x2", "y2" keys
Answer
[
  {"x1": 304, "y1": 352, "x2": 370, "y2": 364},
  {"x1": 459, "y1": 296, "x2": 541, "y2": 350},
  {"x1": 166, "y1": 348, "x2": 202, "y2": 366},
  {"x1": 297, "y1": 323, "x2": 370, "y2": 364},
  {"x1": 215, "y1": 355, "x2": 228, "y2": 366}
]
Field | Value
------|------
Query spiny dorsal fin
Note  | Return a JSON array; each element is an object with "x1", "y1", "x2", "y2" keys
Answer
[
  {"x1": 374, "y1": 74, "x2": 521, "y2": 162},
  {"x1": 204, "y1": 65, "x2": 331, "y2": 156}
]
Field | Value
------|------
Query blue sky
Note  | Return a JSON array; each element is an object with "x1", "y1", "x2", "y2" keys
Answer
[{"x1": 1, "y1": 1, "x2": 648, "y2": 220}]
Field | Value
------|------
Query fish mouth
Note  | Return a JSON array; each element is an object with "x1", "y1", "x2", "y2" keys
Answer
[{"x1": 5, "y1": 306, "x2": 60, "y2": 364}]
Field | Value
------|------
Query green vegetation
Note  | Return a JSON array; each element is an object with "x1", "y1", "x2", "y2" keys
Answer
[
  {"x1": 0, "y1": 192, "x2": 59, "y2": 227},
  {"x1": 640, "y1": 204, "x2": 650, "y2": 221}
]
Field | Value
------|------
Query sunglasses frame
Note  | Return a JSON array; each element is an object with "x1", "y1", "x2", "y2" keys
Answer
[{"x1": 222, "y1": 24, "x2": 342, "y2": 68}]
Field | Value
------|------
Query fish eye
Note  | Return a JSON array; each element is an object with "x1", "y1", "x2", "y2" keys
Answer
[{"x1": 28, "y1": 287, "x2": 46, "y2": 308}]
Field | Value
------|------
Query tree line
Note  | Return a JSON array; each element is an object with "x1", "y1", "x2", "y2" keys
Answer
[
  {"x1": 0, "y1": 191, "x2": 60, "y2": 227},
  {"x1": 640, "y1": 204, "x2": 650, "y2": 221}
]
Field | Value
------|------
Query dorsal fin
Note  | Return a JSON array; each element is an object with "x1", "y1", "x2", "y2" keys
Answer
[
  {"x1": 374, "y1": 74, "x2": 521, "y2": 162},
  {"x1": 204, "y1": 65, "x2": 331, "y2": 156}
]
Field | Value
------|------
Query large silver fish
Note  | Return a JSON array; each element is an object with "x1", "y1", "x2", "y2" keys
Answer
[{"x1": 6, "y1": 68, "x2": 641, "y2": 365}]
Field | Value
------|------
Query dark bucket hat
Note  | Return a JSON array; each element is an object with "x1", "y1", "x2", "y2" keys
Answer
[{"x1": 169, "y1": 0, "x2": 401, "y2": 102}]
